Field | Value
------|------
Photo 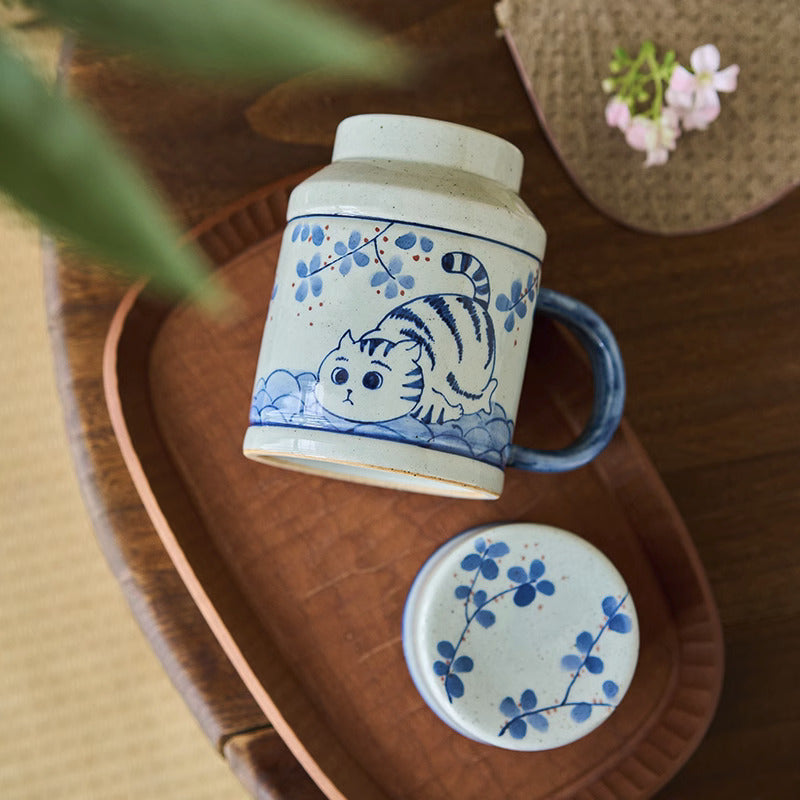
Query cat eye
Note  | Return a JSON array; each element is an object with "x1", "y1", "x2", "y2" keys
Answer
[
  {"x1": 331, "y1": 367, "x2": 349, "y2": 385},
  {"x1": 362, "y1": 371, "x2": 383, "y2": 390}
]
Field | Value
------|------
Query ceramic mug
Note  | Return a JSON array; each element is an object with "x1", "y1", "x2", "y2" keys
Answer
[{"x1": 243, "y1": 115, "x2": 625, "y2": 499}]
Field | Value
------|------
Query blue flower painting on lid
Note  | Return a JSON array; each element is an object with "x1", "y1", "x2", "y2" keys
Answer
[{"x1": 427, "y1": 533, "x2": 635, "y2": 742}]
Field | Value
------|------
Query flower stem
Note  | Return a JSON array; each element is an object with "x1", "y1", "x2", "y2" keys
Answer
[
  {"x1": 646, "y1": 49, "x2": 663, "y2": 119},
  {"x1": 560, "y1": 593, "x2": 628, "y2": 705},
  {"x1": 310, "y1": 222, "x2": 393, "y2": 276},
  {"x1": 498, "y1": 701, "x2": 616, "y2": 737},
  {"x1": 605, "y1": 40, "x2": 676, "y2": 121},
  {"x1": 445, "y1": 579, "x2": 518, "y2": 702},
  {"x1": 616, "y1": 42, "x2": 649, "y2": 101}
]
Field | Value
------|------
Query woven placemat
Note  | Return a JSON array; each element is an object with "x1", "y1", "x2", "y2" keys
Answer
[{"x1": 496, "y1": 0, "x2": 800, "y2": 234}]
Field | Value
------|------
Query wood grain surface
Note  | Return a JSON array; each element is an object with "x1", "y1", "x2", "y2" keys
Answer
[
  {"x1": 45, "y1": 1, "x2": 800, "y2": 797},
  {"x1": 103, "y1": 193, "x2": 723, "y2": 799}
]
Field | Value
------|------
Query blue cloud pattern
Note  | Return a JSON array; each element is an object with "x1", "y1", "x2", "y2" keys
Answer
[{"x1": 250, "y1": 368, "x2": 513, "y2": 467}]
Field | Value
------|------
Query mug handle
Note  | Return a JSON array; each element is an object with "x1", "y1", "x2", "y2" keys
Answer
[{"x1": 509, "y1": 288, "x2": 626, "y2": 473}]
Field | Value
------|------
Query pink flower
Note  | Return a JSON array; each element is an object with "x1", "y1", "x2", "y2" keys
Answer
[
  {"x1": 666, "y1": 44, "x2": 739, "y2": 131},
  {"x1": 605, "y1": 96, "x2": 631, "y2": 131},
  {"x1": 625, "y1": 109, "x2": 681, "y2": 166}
]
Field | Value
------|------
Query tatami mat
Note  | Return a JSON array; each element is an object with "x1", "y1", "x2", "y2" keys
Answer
[{"x1": 0, "y1": 22, "x2": 250, "y2": 800}]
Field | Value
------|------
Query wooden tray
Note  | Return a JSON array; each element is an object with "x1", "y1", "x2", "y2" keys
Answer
[{"x1": 104, "y1": 174, "x2": 724, "y2": 800}]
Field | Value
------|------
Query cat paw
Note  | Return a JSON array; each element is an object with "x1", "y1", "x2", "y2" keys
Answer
[{"x1": 412, "y1": 403, "x2": 462, "y2": 425}]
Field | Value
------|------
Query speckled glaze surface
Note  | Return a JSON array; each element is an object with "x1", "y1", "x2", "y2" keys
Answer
[
  {"x1": 403, "y1": 523, "x2": 639, "y2": 751},
  {"x1": 243, "y1": 115, "x2": 625, "y2": 497}
]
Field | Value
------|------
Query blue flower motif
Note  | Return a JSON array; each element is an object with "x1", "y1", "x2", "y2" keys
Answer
[
  {"x1": 433, "y1": 641, "x2": 474, "y2": 699},
  {"x1": 287, "y1": 221, "x2": 430, "y2": 303},
  {"x1": 434, "y1": 538, "x2": 557, "y2": 703},
  {"x1": 499, "y1": 690, "x2": 549, "y2": 739},
  {"x1": 561, "y1": 629, "x2": 604, "y2": 674},
  {"x1": 335, "y1": 244, "x2": 373, "y2": 276},
  {"x1": 497, "y1": 592, "x2": 633, "y2": 739},
  {"x1": 506, "y1": 558, "x2": 555, "y2": 607},
  {"x1": 496, "y1": 271, "x2": 538, "y2": 332},
  {"x1": 290, "y1": 225, "x2": 391, "y2": 300},
  {"x1": 294, "y1": 254, "x2": 323, "y2": 300},
  {"x1": 458, "y1": 538, "x2": 509, "y2": 581},
  {"x1": 371, "y1": 255, "x2": 415, "y2": 298},
  {"x1": 603, "y1": 595, "x2": 633, "y2": 632}
]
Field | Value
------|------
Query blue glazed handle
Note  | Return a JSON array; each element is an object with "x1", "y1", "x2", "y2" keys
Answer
[{"x1": 509, "y1": 288, "x2": 626, "y2": 473}]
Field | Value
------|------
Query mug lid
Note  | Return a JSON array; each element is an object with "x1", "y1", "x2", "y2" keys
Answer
[
  {"x1": 332, "y1": 114, "x2": 525, "y2": 192},
  {"x1": 402, "y1": 523, "x2": 639, "y2": 750}
]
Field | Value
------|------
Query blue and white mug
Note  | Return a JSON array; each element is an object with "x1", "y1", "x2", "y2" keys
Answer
[{"x1": 243, "y1": 115, "x2": 624, "y2": 499}]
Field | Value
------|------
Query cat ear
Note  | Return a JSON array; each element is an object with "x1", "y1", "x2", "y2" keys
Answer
[
  {"x1": 338, "y1": 329, "x2": 356, "y2": 347},
  {"x1": 402, "y1": 340, "x2": 422, "y2": 358}
]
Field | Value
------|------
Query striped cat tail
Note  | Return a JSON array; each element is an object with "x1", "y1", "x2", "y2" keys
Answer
[{"x1": 440, "y1": 251, "x2": 490, "y2": 308}]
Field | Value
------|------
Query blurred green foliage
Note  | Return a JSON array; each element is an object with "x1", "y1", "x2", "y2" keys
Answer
[{"x1": 0, "y1": 0, "x2": 408, "y2": 308}]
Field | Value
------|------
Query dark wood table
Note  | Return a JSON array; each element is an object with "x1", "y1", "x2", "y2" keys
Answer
[{"x1": 47, "y1": 2, "x2": 800, "y2": 797}]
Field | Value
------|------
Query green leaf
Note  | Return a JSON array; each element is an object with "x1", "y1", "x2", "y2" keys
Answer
[
  {"x1": 32, "y1": 0, "x2": 410, "y2": 83},
  {"x1": 0, "y1": 37, "x2": 221, "y2": 308}
]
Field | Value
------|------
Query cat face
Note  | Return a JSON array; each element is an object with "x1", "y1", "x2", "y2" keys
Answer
[{"x1": 314, "y1": 331, "x2": 421, "y2": 423}]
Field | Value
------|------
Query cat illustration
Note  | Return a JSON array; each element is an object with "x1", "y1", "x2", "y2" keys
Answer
[{"x1": 314, "y1": 251, "x2": 497, "y2": 424}]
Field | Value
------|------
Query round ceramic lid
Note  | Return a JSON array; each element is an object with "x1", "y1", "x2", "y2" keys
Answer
[{"x1": 402, "y1": 523, "x2": 639, "y2": 750}]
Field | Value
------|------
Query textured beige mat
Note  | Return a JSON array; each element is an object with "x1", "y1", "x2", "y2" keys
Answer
[
  {"x1": 496, "y1": 0, "x2": 800, "y2": 234},
  {"x1": 0, "y1": 21, "x2": 249, "y2": 800}
]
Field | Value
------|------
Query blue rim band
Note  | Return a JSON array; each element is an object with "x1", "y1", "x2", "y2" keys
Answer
[{"x1": 509, "y1": 289, "x2": 626, "y2": 473}]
